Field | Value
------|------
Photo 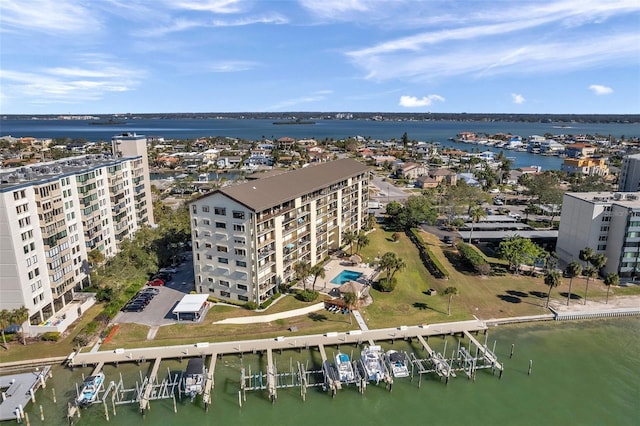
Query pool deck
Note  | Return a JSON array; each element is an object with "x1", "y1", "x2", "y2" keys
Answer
[{"x1": 298, "y1": 258, "x2": 377, "y2": 294}]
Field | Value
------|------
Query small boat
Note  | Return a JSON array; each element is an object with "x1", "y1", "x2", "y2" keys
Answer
[
  {"x1": 385, "y1": 350, "x2": 410, "y2": 378},
  {"x1": 335, "y1": 352, "x2": 355, "y2": 382},
  {"x1": 76, "y1": 372, "x2": 105, "y2": 406},
  {"x1": 183, "y1": 358, "x2": 206, "y2": 401},
  {"x1": 360, "y1": 345, "x2": 386, "y2": 383}
]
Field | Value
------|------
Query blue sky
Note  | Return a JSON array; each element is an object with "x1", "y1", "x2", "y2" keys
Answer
[{"x1": 1, "y1": 0, "x2": 639, "y2": 115}]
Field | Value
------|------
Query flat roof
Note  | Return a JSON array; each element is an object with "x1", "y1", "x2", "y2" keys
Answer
[
  {"x1": 199, "y1": 158, "x2": 370, "y2": 212},
  {"x1": 457, "y1": 230, "x2": 558, "y2": 240},
  {"x1": 463, "y1": 222, "x2": 531, "y2": 230},
  {"x1": 173, "y1": 294, "x2": 209, "y2": 314}
]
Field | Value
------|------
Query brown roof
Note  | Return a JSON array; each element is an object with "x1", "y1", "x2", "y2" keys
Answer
[
  {"x1": 430, "y1": 168, "x2": 455, "y2": 176},
  {"x1": 204, "y1": 158, "x2": 370, "y2": 212}
]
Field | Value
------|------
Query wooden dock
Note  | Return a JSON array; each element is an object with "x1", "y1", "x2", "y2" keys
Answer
[
  {"x1": 203, "y1": 354, "x2": 216, "y2": 411},
  {"x1": 463, "y1": 331, "x2": 503, "y2": 372},
  {"x1": 67, "y1": 320, "x2": 488, "y2": 368},
  {"x1": 139, "y1": 357, "x2": 162, "y2": 413}
]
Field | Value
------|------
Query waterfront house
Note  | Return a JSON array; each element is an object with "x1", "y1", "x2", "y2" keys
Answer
[
  {"x1": 565, "y1": 143, "x2": 597, "y2": 159},
  {"x1": 561, "y1": 157, "x2": 609, "y2": 176}
]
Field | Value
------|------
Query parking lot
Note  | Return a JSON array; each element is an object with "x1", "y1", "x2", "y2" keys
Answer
[{"x1": 114, "y1": 251, "x2": 196, "y2": 326}]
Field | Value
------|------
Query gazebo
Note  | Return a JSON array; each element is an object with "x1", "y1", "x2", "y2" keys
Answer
[
  {"x1": 338, "y1": 280, "x2": 369, "y2": 299},
  {"x1": 349, "y1": 254, "x2": 362, "y2": 265}
]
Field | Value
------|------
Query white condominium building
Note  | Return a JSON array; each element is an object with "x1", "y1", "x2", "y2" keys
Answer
[
  {"x1": 190, "y1": 159, "x2": 370, "y2": 304},
  {"x1": 0, "y1": 144, "x2": 154, "y2": 336},
  {"x1": 556, "y1": 192, "x2": 640, "y2": 279},
  {"x1": 618, "y1": 153, "x2": 640, "y2": 192}
]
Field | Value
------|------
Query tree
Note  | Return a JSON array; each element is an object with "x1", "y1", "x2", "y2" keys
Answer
[
  {"x1": 378, "y1": 252, "x2": 405, "y2": 282},
  {"x1": 526, "y1": 172, "x2": 564, "y2": 225},
  {"x1": 293, "y1": 261, "x2": 311, "y2": 291},
  {"x1": 11, "y1": 306, "x2": 29, "y2": 345},
  {"x1": 354, "y1": 230, "x2": 370, "y2": 254},
  {"x1": 467, "y1": 205, "x2": 487, "y2": 244},
  {"x1": 401, "y1": 195, "x2": 438, "y2": 228},
  {"x1": 0, "y1": 309, "x2": 10, "y2": 350},
  {"x1": 523, "y1": 203, "x2": 542, "y2": 221},
  {"x1": 342, "y1": 230, "x2": 356, "y2": 255},
  {"x1": 564, "y1": 261, "x2": 583, "y2": 306},
  {"x1": 309, "y1": 264, "x2": 326, "y2": 292},
  {"x1": 364, "y1": 214, "x2": 377, "y2": 231},
  {"x1": 443, "y1": 286, "x2": 458, "y2": 316},
  {"x1": 498, "y1": 236, "x2": 544, "y2": 274},
  {"x1": 579, "y1": 247, "x2": 594, "y2": 269},
  {"x1": 544, "y1": 270, "x2": 562, "y2": 308},
  {"x1": 582, "y1": 266, "x2": 598, "y2": 305},
  {"x1": 603, "y1": 273, "x2": 619, "y2": 304},
  {"x1": 590, "y1": 253, "x2": 607, "y2": 272}
]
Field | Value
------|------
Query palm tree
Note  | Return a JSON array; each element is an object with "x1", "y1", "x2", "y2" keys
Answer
[
  {"x1": 0, "y1": 309, "x2": 11, "y2": 350},
  {"x1": 378, "y1": 252, "x2": 405, "y2": 282},
  {"x1": 389, "y1": 256, "x2": 406, "y2": 283},
  {"x1": 467, "y1": 205, "x2": 487, "y2": 244},
  {"x1": 582, "y1": 266, "x2": 598, "y2": 305},
  {"x1": 544, "y1": 270, "x2": 562, "y2": 308},
  {"x1": 564, "y1": 261, "x2": 582, "y2": 306},
  {"x1": 355, "y1": 230, "x2": 370, "y2": 254},
  {"x1": 579, "y1": 247, "x2": 594, "y2": 269},
  {"x1": 309, "y1": 264, "x2": 326, "y2": 291},
  {"x1": 590, "y1": 253, "x2": 608, "y2": 272},
  {"x1": 293, "y1": 261, "x2": 311, "y2": 291},
  {"x1": 443, "y1": 286, "x2": 458, "y2": 316},
  {"x1": 11, "y1": 306, "x2": 29, "y2": 345},
  {"x1": 603, "y1": 273, "x2": 619, "y2": 304},
  {"x1": 342, "y1": 230, "x2": 356, "y2": 255}
]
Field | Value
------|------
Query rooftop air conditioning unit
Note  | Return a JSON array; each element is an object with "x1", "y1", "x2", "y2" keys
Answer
[
  {"x1": 613, "y1": 192, "x2": 623, "y2": 200},
  {"x1": 627, "y1": 194, "x2": 638, "y2": 200}
]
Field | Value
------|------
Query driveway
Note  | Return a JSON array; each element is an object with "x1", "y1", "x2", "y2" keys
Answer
[{"x1": 113, "y1": 251, "x2": 195, "y2": 326}]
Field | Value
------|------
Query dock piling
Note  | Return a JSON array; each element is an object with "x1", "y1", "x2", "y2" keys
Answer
[{"x1": 528, "y1": 360, "x2": 533, "y2": 375}]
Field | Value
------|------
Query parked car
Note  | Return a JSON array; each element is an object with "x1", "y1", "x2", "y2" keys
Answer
[
  {"x1": 493, "y1": 198, "x2": 504, "y2": 206},
  {"x1": 122, "y1": 303, "x2": 145, "y2": 312},
  {"x1": 140, "y1": 287, "x2": 160, "y2": 295},
  {"x1": 159, "y1": 266, "x2": 178, "y2": 273},
  {"x1": 146, "y1": 278, "x2": 165, "y2": 286},
  {"x1": 153, "y1": 272, "x2": 172, "y2": 282}
]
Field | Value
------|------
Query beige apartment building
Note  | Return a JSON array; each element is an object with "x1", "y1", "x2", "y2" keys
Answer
[
  {"x1": 0, "y1": 135, "x2": 154, "y2": 336},
  {"x1": 190, "y1": 159, "x2": 370, "y2": 304}
]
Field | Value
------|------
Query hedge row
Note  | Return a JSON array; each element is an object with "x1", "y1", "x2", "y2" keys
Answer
[
  {"x1": 409, "y1": 229, "x2": 449, "y2": 279},
  {"x1": 456, "y1": 241, "x2": 490, "y2": 274}
]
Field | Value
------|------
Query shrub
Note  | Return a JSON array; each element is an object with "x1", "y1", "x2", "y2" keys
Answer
[
  {"x1": 41, "y1": 332, "x2": 60, "y2": 342},
  {"x1": 376, "y1": 277, "x2": 397, "y2": 292},
  {"x1": 244, "y1": 301, "x2": 259, "y2": 310},
  {"x1": 408, "y1": 228, "x2": 449, "y2": 279},
  {"x1": 456, "y1": 241, "x2": 490, "y2": 275},
  {"x1": 296, "y1": 290, "x2": 319, "y2": 302},
  {"x1": 391, "y1": 232, "x2": 401, "y2": 242},
  {"x1": 259, "y1": 292, "x2": 281, "y2": 309}
]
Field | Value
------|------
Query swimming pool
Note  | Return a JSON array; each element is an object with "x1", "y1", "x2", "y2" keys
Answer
[{"x1": 330, "y1": 270, "x2": 363, "y2": 285}]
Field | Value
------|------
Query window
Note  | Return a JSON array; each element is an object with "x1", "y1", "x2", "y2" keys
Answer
[
  {"x1": 192, "y1": 205, "x2": 197, "y2": 213},
  {"x1": 206, "y1": 254, "x2": 213, "y2": 260},
  {"x1": 203, "y1": 219, "x2": 210, "y2": 225},
  {"x1": 220, "y1": 291, "x2": 231, "y2": 298},
  {"x1": 214, "y1": 207, "x2": 226, "y2": 215},
  {"x1": 216, "y1": 245, "x2": 228, "y2": 253},
  {"x1": 597, "y1": 244, "x2": 607, "y2": 251},
  {"x1": 218, "y1": 257, "x2": 228, "y2": 264},
  {"x1": 600, "y1": 226, "x2": 609, "y2": 232},
  {"x1": 202, "y1": 206, "x2": 210, "y2": 213},
  {"x1": 233, "y1": 211, "x2": 245, "y2": 220},
  {"x1": 235, "y1": 248, "x2": 246, "y2": 256},
  {"x1": 219, "y1": 280, "x2": 230, "y2": 287},
  {"x1": 234, "y1": 237, "x2": 245, "y2": 245},
  {"x1": 236, "y1": 260, "x2": 247, "y2": 267},
  {"x1": 233, "y1": 224, "x2": 245, "y2": 232},
  {"x1": 215, "y1": 222, "x2": 226, "y2": 229},
  {"x1": 238, "y1": 295, "x2": 249, "y2": 302},
  {"x1": 237, "y1": 284, "x2": 248, "y2": 291},
  {"x1": 207, "y1": 277, "x2": 214, "y2": 282}
]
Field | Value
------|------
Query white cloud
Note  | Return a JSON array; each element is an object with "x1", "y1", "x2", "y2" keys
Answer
[
  {"x1": 511, "y1": 93, "x2": 526, "y2": 104},
  {"x1": 167, "y1": 0, "x2": 244, "y2": 14},
  {"x1": 206, "y1": 60, "x2": 259, "y2": 72},
  {"x1": 0, "y1": 57, "x2": 145, "y2": 105},
  {"x1": 299, "y1": 0, "x2": 371, "y2": 19},
  {"x1": 399, "y1": 95, "x2": 445, "y2": 108},
  {"x1": 589, "y1": 84, "x2": 613, "y2": 95},
  {"x1": 211, "y1": 14, "x2": 288, "y2": 27},
  {"x1": 0, "y1": 0, "x2": 99, "y2": 34}
]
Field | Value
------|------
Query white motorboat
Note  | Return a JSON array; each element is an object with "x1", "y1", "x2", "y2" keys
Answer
[
  {"x1": 386, "y1": 350, "x2": 410, "y2": 378},
  {"x1": 335, "y1": 352, "x2": 355, "y2": 382},
  {"x1": 76, "y1": 372, "x2": 105, "y2": 407},
  {"x1": 360, "y1": 345, "x2": 386, "y2": 383}
]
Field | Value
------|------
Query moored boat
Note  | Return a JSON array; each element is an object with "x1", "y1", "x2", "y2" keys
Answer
[
  {"x1": 335, "y1": 352, "x2": 355, "y2": 382},
  {"x1": 183, "y1": 358, "x2": 205, "y2": 401},
  {"x1": 360, "y1": 345, "x2": 386, "y2": 383},
  {"x1": 76, "y1": 372, "x2": 105, "y2": 406},
  {"x1": 385, "y1": 350, "x2": 410, "y2": 378}
]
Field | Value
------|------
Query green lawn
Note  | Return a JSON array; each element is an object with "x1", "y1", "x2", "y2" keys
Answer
[{"x1": 5, "y1": 227, "x2": 640, "y2": 359}]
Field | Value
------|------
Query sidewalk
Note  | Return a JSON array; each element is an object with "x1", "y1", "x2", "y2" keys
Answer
[
  {"x1": 213, "y1": 302, "x2": 325, "y2": 324},
  {"x1": 352, "y1": 310, "x2": 369, "y2": 331}
]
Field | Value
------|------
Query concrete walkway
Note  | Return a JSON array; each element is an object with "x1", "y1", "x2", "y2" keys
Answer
[
  {"x1": 352, "y1": 310, "x2": 369, "y2": 331},
  {"x1": 213, "y1": 302, "x2": 325, "y2": 324}
]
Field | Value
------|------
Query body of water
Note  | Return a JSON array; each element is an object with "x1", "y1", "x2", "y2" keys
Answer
[
  {"x1": 2, "y1": 118, "x2": 639, "y2": 170},
  {"x1": 21, "y1": 318, "x2": 640, "y2": 426}
]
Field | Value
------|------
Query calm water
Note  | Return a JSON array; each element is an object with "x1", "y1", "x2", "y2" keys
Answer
[
  {"x1": 22, "y1": 318, "x2": 640, "y2": 426},
  {"x1": 3, "y1": 118, "x2": 640, "y2": 170}
]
